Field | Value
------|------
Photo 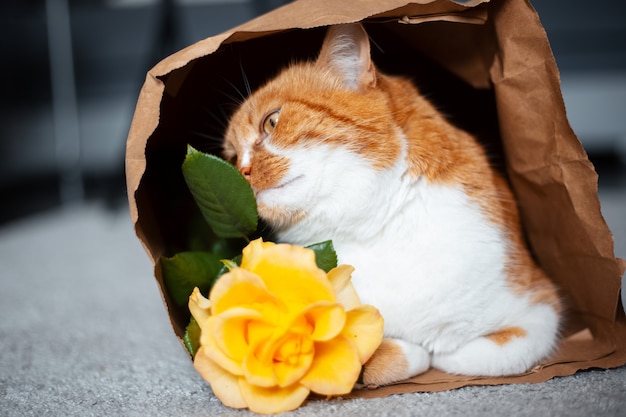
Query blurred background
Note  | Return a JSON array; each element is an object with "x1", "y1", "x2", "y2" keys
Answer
[
  {"x1": 0, "y1": 0, "x2": 291, "y2": 223},
  {"x1": 0, "y1": 0, "x2": 624, "y2": 225}
]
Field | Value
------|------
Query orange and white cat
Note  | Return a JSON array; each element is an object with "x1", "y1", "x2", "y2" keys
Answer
[{"x1": 223, "y1": 24, "x2": 561, "y2": 387}]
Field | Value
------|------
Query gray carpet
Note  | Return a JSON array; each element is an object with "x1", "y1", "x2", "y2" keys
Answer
[{"x1": 1, "y1": 188, "x2": 625, "y2": 417}]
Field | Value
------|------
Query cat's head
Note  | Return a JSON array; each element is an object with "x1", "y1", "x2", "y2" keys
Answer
[{"x1": 223, "y1": 24, "x2": 404, "y2": 232}]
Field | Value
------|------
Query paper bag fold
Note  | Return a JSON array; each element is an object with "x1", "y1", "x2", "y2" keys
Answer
[{"x1": 125, "y1": 0, "x2": 626, "y2": 397}]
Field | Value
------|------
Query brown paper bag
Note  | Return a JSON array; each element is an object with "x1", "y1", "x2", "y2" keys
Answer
[{"x1": 125, "y1": 0, "x2": 626, "y2": 396}]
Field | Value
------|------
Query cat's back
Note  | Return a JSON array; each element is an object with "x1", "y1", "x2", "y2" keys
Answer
[{"x1": 347, "y1": 69, "x2": 562, "y2": 320}]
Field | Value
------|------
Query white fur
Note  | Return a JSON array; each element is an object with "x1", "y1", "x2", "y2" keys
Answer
[
  {"x1": 319, "y1": 24, "x2": 371, "y2": 91},
  {"x1": 392, "y1": 339, "x2": 431, "y2": 377},
  {"x1": 259, "y1": 138, "x2": 559, "y2": 378},
  {"x1": 432, "y1": 303, "x2": 559, "y2": 376},
  {"x1": 239, "y1": 148, "x2": 252, "y2": 169}
]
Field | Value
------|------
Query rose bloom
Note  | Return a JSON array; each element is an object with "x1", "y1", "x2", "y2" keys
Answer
[{"x1": 188, "y1": 238, "x2": 384, "y2": 414}]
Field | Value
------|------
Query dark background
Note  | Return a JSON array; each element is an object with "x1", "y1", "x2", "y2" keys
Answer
[{"x1": 0, "y1": 0, "x2": 624, "y2": 225}]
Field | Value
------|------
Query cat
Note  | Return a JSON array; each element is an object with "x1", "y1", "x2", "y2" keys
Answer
[{"x1": 222, "y1": 23, "x2": 561, "y2": 387}]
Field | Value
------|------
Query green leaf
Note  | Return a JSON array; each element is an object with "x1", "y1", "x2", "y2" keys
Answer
[
  {"x1": 182, "y1": 146, "x2": 258, "y2": 239},
  {"x1": 185, "y1": 213, "x2": 217, "y2": 252},
  {"x1": 183, "y1": 317, "x2": 201, "y2": 358},
  {"x1": 307, "y1": 240, "x2": 338, "y2": 273},
  {"x1": 160, "y1": 251, "x2": 223, "y2": 306},
  {"x1": 210, "y1": 238, "x2": 245, "y2": 260},
  {"x1": 214, "y1": 254, "x2": 242, "y2": 281},
  {"x1": 220, "y1": 259, "x2": 239, "y2": 271}
]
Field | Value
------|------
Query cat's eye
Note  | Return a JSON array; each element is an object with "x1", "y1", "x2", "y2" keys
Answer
[{"x1": 262, "y1": 110, "x2": 280, "y2": 135}]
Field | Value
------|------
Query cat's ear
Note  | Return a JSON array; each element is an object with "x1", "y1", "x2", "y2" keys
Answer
[{"x1": 316, "y1": 23, "x2": 376, "y2": 91}]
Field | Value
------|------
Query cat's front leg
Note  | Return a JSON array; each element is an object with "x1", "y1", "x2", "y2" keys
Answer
[{"x1": 359, "y1": 338, "x2": 430, "y2": 388}]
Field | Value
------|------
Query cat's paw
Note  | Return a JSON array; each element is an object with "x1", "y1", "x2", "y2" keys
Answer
[{"x1": 359, "y1": 338, "x2": 430, "y2": 387}]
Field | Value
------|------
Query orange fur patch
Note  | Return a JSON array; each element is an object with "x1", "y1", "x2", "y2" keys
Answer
[
  {"x1": 273, "y1": 94, "x2": 401, "y2": 171},
  {"x1": 386, "y1": 70, "x2": 561, "y2": 314},
  {"x1": 225, "y1": 61, "x2": 402, "y2": 173},
  {"x1": 362, "y1": 339, "x2": 411, "y2": 387},
  {"x1": 248, "y1": 147, "x2": 289, "y2": 191},
  {"x1": 486, "y1": 327, "x2": 528, "y2": 346}
]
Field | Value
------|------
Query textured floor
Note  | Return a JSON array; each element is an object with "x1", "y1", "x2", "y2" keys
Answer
[{"x1": 1, "y1": 186, "x2": 624, "y2": 417}]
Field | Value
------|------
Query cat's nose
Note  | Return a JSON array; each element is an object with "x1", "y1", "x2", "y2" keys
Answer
[{"x1": 239, "y1": 165, "x2": 251, "y2": 180}]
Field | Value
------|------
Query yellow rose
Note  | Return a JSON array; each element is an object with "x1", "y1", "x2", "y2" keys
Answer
[{"x1": 188, "y1": 238, "x2": 384, "y2": 414}]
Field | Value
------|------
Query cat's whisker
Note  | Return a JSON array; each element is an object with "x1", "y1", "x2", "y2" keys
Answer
[
  {"x1": 369, "y1": 34, "x2": 384, "y2": 54},
  {"x1": 191, "y1": 131, "x2": 224, "y2": 142},
  {"x1": 216, "y1": 89, "x2": 244, "y2": 106},
  {"x1": 240, "y1": 61, "x2": 252, "y2": 97},
  {"x1": 219, "y1": 77, "x2": 249, "y2": 104},
  {"x1": 202, "y1": 106, "x2": 230, "y2": 132}
]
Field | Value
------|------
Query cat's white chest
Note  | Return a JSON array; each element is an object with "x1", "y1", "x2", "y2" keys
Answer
[{"x1": 324, "y1": 180, "x2": 511, "y2": 353}]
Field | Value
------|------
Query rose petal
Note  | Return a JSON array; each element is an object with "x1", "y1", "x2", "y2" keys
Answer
[
  {"x1": 249, "y1": 244, "x2": 335, "y2": 306},
  {"x1": 238, "y1": 379, "x2": 310, "y2": 415},
  {"x1": 272, "y1": 334, "x2": 315, "y2": 387},
  {"x1": 210, "y1": 307, "x2": 265, "y2": 366},
  {"x1": 341, "y1": 305, "x2": 384, "y2": 364},
  {"x1": 193, "y1": 347, "x2": 247, "y2": 409},
  {"x1": 327, "y1": 265, "x2": 361, "y2": 310},
  {"x1": 188, "y1": 287, "x2": 212, "y2": 326},
  {"x1": 300, "y1": 336, "x2": 361, "y2": 395},
  {"x1": 286, "y1": 313, "x2": 314, "y2": 335},
  {"x1": 201, "y1": 315, "x2": 252, "y2": 376},
  {"x1": 210, "y1": 267, "x2": 273, "y2": 315},
  {"x1": 241, "y1": 309, "x2": 289, "y2": 387},
  {"x1": 242, "y1": 337, "x2": 278, "y2": 388},
  {"x1": 247, "y1": 318, "x2": 279, "y2": 348},
  {"x1": 240, "y1": 238, "x2": 276, "y2": 271},
  {"x1": 302, "y1": 302, "x2": 346, "y2": 341}
]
